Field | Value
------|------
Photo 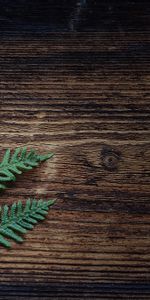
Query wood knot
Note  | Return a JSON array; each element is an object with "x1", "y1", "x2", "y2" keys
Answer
[{"x1": 101, "y1": 146, "x2": 121, "y2": 171}]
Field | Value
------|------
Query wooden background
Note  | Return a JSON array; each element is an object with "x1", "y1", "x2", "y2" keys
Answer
[
  {"x1": 0, "y1": 0, "x2": 149, "y2": 32},
  {"x1": 0, "y1": 1, "x2": 150, "y2": 299}
]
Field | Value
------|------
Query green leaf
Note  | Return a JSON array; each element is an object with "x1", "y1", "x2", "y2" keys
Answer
[
  {"x1": 0, "y1": 148, "x2": 54, "y2": 190},
  {"x1": 1, "y1": 149, "x2": 11, "y2": 166},
  {"x1": 0, "y1": 198, "x2": 55, "y2": 248}
]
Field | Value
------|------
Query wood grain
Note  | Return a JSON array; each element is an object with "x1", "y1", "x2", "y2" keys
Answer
[{"x1": 0, "y1": 32, "x2": 150, "y2": 299}]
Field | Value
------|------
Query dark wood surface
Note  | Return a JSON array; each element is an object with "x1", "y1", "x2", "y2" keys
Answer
[
  {"x1": 0, "y1": 0, "x2": 149, "y2": 31},
  {"x1": 0, "y1": 31, "x2": 150, "y2": 299}
]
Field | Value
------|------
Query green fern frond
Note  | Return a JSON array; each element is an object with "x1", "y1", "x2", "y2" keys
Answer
[
  {"x1": 0, "y1": 147, "x2": 54, "y2": 190},
  {"x1": 0, "y1": 198, "x2": 55, "y2": 248}
]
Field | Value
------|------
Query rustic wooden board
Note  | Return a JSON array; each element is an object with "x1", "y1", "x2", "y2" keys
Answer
[{"x1": 0, "y1": 32, "x2": 150, "y2": 299}]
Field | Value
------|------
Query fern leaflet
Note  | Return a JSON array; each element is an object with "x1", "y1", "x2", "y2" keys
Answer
[
  {"x1": 0, "y1": 147, "x2": 54, "y2": 190},
  {"x1": 0, "y1": 198, "x2": 55, "y2": 248}
]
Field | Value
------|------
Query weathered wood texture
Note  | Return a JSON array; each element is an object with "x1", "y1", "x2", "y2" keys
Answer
[{"x1": 0, "y1": 32, "x2": 150, "y2": 299}]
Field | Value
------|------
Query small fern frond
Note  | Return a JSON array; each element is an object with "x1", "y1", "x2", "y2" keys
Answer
[
  {"x1": 0, "y1": 198, "x2": 55, "y2": 248},
  {"x1": 0, "y1": 147, "x2": 54, "y2": 190}
]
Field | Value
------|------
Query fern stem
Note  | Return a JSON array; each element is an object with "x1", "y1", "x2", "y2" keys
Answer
[
  {"x1": 0, "y1": 199, "x2": 55, "y2": 248},
  {"x1": 0, "y1": 148, "x2": 54, "y2": 190}
]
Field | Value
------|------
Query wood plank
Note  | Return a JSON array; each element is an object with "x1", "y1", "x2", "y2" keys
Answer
[{"x1": 0, "y1": 32, "x2": 149, "y2": 298}]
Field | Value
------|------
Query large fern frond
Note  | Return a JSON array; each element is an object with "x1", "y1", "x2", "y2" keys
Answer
[
  {"x1": 0, "y1": 147, "x2": 53, "y2": 190},
  {"x1": 0, "y1": 198, "x2": 55, "y2": 248}
]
